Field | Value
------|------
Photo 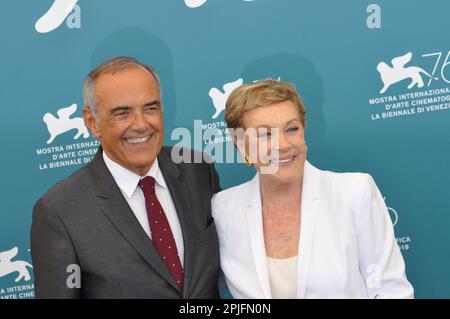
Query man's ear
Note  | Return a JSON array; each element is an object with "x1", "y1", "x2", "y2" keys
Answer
[{"x1": 83, "y1": 106, "x2": 101, "y2": 139}]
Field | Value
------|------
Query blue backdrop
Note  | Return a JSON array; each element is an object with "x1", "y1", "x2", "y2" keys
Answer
[{"x1": 0, "y1": 0, "x2": 449, "y2": 298}]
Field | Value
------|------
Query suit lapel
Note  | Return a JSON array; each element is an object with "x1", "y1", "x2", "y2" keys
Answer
[
  {"x1": 157, "y1": 148, "x2": 196, "y2": 298},
  {"x1": 245, "y1": 173, "x2": 272, "y2": 298},
  {"x1": 297, "y1": 160, "x2": 320, "y2": 298},
  {"x1": 88, "y1": 148, "x2": 181, "y2": 293}
]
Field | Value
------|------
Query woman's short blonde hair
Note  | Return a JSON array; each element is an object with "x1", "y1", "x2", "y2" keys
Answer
[{"x1": 225, "y1": 79, "x2": 306, "y2": 129}]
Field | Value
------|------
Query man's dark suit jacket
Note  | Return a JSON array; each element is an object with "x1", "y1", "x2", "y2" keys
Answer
[{"x1": 31, "y1": 146, "x2": 221, "y2": 298}]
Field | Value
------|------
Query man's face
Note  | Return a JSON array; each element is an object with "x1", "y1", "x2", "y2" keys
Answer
[{"x1": 84, "y1": 66, "x2": 164, "y2": 176}]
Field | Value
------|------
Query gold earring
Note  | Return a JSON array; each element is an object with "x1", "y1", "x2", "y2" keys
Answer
[{"x1": 244, "y1": 155, "x2": 253, "y2": 167}]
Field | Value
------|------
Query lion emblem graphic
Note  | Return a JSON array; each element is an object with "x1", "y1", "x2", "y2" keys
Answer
[
  {"x1": 43, "y1": 103, "x2": 89, "y2": 144},
  {"x1": 209, "y1": 78, "x2": 243, "y2": 119},
  {"x1": 0, "y1": 247, "x2": 33, "y2": 283},
  {"x1": 377, "y1": 52, "x2": 437, "y2": 94}
]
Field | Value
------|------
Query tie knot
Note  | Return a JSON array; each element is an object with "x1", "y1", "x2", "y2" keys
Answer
[{"x1": 138, "y1": 176, "x2": 156, "y2": 195}]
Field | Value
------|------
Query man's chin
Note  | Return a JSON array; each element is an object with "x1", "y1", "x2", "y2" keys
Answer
[{"x1": 125, "y1": 160, "x2": 155, "y2": 176}]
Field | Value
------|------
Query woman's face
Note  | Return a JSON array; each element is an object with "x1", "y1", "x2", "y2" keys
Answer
[{"x1": 237, "y1": 100, "x2": 307, "y2": 183}]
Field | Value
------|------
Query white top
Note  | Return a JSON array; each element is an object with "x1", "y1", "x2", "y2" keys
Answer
[
  {"x1": 267, "y1": 256, "x2": 298, "y2": 299},
  {"x1": 103, "y1": 151, "x2": 184, "y2": 266},
  {"x1": 212, "y1": 160, "x2": 414, "y2": 298}
]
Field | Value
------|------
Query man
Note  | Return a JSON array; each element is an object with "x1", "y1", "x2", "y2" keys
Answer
[{"x1": 31, "y1": 57, "x2": 221, "y2": 298}]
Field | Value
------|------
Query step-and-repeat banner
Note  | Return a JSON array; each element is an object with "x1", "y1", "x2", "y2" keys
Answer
[{"x1": 0, "y1": 0, "x2": 449, "y2": 299}]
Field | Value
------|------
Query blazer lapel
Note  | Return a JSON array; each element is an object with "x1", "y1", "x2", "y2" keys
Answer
[
  {"x1": 157, "y1": 149, "x2": 196, "y2": 298},
  {"x1": 245, "y1": 173, "x2": 272, "y2": 299},
  {"x1": 89, "y1": 148, "x2": 181, "y2": 293},
  {"x1": 297, "y1": 160, "x2": 320, "y2": 298}
]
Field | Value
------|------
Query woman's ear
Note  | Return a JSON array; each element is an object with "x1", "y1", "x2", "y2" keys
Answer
[
  {"x1": 83, "y1": 106, "x2": 101, "y2": 139},
  {"x1": 233, "y1": 131, "x2": 247, "y2": 158}
]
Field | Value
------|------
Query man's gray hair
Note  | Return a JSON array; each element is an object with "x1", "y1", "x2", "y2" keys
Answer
[{"x1": 82, "y1": 56, "x2": 162, "y2": 118}]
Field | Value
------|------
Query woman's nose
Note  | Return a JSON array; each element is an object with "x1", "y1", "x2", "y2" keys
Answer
[{"x1": 276, "y1": 132, "x2": 290, "y2": 151}]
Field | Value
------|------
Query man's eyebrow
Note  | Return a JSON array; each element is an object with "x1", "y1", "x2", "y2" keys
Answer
[
  {"x1": 109, "y1": 105, "x2": 131, "y2": 114},
  {"x1": 108, "y1": 100, "x2": 161, "y2": 115},
  {"x1": 143, "y1": 100, "x2": 161, "y2": 107}
]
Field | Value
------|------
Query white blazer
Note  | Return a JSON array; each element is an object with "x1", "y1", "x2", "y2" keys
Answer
[{"x1": 212, "y1": 161, "x2": 414, "y2": 298}]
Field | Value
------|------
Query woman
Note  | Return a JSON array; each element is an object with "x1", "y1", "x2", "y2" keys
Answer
[{"x1": 212, "y1": 79, "x2": 413, "y2": 298}]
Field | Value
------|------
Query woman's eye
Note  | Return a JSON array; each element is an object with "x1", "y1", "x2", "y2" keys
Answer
[
  {"x1": 287, "y1": 127, "x2": 298, "y2": 133},
  {"x1": 259, "y1": 132, "x2": 271, "y2": 138}
]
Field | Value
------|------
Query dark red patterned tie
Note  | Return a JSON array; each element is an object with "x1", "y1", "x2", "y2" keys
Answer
[{"x1": 138, "y1": 176, "x2": 184, "y2": 288}]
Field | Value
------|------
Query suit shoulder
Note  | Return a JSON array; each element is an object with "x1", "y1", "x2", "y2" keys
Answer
[
  {"x1": 318, "y1": 167, "x2": 374, "y2": 195},
  {"x1": 319, "y1": 166, "x2": 371, "y2": 183},
  {"x1": 35, "y1": 164, "x2": 93, "y2": 209},
  {"x1": 212, "y1": 179, "x2": 252, "y2": 210}
]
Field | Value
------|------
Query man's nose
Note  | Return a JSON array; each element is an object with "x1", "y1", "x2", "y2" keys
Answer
[{"x1": 131, "y1": 110, "x2": 149, "y2": 131}]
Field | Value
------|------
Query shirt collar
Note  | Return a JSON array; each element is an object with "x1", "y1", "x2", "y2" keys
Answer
[{"x1": 103, "y1": 151, "x2": 167, "y2": 199}]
